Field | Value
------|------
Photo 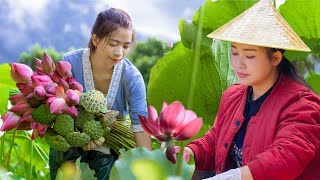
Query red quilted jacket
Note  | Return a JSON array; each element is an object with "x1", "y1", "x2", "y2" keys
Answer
[{"x1": 188, "y1": 74, "x2": 320, "y2": 180}]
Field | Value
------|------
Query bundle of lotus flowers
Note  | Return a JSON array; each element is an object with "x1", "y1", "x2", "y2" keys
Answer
[{"x1": 0, "y1": 53, "x2": 136, "y2": 153}]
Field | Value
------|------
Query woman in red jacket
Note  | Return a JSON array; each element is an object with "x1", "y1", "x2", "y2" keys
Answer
[{"x1": 186, "y1": 1, "x2": 320, "y2": 180}]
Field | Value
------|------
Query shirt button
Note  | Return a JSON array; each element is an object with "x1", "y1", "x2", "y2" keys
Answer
[
  {"x1": 235, "y1": 120, "x2": 240, "y2": 127},
  {"x1": 224, "y1": 142, "x2": 228, "y2": 149}
]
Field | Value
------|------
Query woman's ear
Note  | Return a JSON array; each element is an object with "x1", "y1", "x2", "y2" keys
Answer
[
  {"x1": 272, "y1": 51, "x2": 283, "y2": 66},
  {"x1": 91, "y1": 34, "x2": 99, "y2": 47}
]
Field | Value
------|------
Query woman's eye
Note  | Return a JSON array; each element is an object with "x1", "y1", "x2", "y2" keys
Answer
[
  {"x1": 246, "y1": 56, "x2": 255, "y2": 59},
  {"x1": 232, "y1": 53, "x2": 238, "y2": 56},
  {"x1": 123, "y1": 46, "x2": 130, "y2": 49},
  {"x1": 109, "y1": 44, "x2": 117, "y2": 47}
]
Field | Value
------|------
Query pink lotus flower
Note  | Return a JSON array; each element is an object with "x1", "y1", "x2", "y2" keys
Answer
[
  {"x1": 139, "y1": 101, "x2": 202, "y2": 141},
  {"x1": 10, "y1": 63, "x2": 33, "y2": 84},
  {"x1": 56, "y1": 61, "x2": 72, "y2": 78},
  {"x1": 0, "y1": 111, "x2": 21, "y2": 131},
  {"x1": 139, "y1": 101, "x2": 202, "y2": 164}
]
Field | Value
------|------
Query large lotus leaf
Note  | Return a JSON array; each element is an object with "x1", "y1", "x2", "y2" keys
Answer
[
  {"x1": 179, "y1": 19, "x2": 213, "y2": 51},
  {"x1": 0, "y1": 63, "x2": 17, "y2": 115},
  {"x1": 305, "y1": 73, "x2": 320, "y2": 94},
  {"x1": 110, "y1": 147, "x2": 194, "y2": 180},
  {"x1": 279, "y1": 0, "x2": 320, "y2": 40},
  {"x1": 192, "y1": 0, "x2": 258, "y2": 30},
  {"x1": 147, "y1": 40, "x2": 235, "y2": 128},
  {"x1": 279, "y1": 0, "x2": 320, "y2": 60},
  {"x1": 284, "y1": 38, "x2": 320, "y2": 61}
]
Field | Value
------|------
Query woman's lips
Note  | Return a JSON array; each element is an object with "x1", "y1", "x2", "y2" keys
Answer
[
  {"x1": 111, "y1": 59, "x2": 120, "y2": 63},
  {"x1": 237, "y1": 72, "x2": 249, "y2": 78}
]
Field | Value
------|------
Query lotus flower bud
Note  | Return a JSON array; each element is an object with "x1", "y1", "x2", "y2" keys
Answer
[
  {"x1": 9, "y1": 94, "x2": 27, "y2": 105},
  {"x1": 30, "y1": 121, "x2": 48, "y2": 139},
  {"x1": 34, "y1": 58, "x2": 43, "y2": 73},
  {"x1": 50, "y1": 98, "x2": 67, "y2": 114},
  {"x1": 45, "y1": 82, "x2": 58, "y2": 95},
  {"x1": 31, "y1": 75, "x2": 53, "y2": 88},
  {"x1": 64, "y1": 89, "x2": 80, "y2": 106},
  {"x1": 51, "y1": 71, "x2": 60, "y2": 83},
  {"x1": 10, "y1": 63, "x2": 33, "y2": 84},
  {"x1": 9, "y1": 100, "x2": 32, "y2": 116},
  {"x1": 41, "y1": 53, "x2": 55, "y2": 74},
  {"x1": 57, "y1": 78, "x2": 69, "y2": 91},
  {"x1": 33, "y1": 86, "x2": 47, "y2": 100},
  {"x1": 56, "y1": 61, "x2": 72, "y2": 77},
  {"x1": 16, "y1": 82, "x2": 34, "y2": 96},
  {"x1": 0, "y1": 111, "x2": 21, "y2": 131},
  {"x1": 69, "y1": 81, "x2": 83, "y2": 92}
]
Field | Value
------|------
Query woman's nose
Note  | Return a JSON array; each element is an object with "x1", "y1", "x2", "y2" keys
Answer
[
  {"x1": 233, "y1": 55, "x2": 246, "y2": 69},
  {"x1": 114, "y1": 48, "x2": 123, "y2": 57}
]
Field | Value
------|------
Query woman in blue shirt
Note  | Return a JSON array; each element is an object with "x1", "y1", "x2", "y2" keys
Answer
[{"x1": 49, "y1": 8, "x2": 151, "y2": 180}]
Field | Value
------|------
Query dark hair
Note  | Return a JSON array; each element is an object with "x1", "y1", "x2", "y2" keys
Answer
[
  {"x1": 267, "y1": 48, "x2": 315, "y2": 92},
  {"x1": 88, "y1": 8, "x2": 135, "y2": 52}
]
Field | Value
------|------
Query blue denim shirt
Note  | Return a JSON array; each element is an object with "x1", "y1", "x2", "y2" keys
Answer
[{"x1": 62, "y1": 49, "x2": 147, "y2": 132}]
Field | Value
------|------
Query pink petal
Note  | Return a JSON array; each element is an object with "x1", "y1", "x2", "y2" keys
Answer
[
  {"x1": 174, "y1": 118, "x2": 202, "y2": 141},
  {"x1": 160, "y1": 101, "x2": 186, "y2": 136},
  {"x1": 148, "y1": 106, "x2": 159, "y2": 127},
  {"x1": 138, "y1": 114, "x2": 167, "y2": 141},
  {"x1": 31, "y1": 75, "x2": 53, "y2": 88},
  {"x1": 64, "y1": 106, "x2": 78, "y2": 117},
  {"x1": 54, "y1": 86, "x2": 65, "y2": 98},
  {"x1": 64, "y1": 89, "x2": 80, "y2": 106},
  {"x1": 50, "y1": 98, "x2": 67, "y2": 114},
  {"x1": 161, "y1": 101, "x2": 168, "y2": 114}
]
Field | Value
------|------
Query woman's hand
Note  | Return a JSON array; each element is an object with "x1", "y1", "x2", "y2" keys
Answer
[
  {"x1": 202, "y1": 166, "x2": 253, "y2": 180},
  {"x1": 134, "y1": 131, "x2": 152, "y2": 150}
]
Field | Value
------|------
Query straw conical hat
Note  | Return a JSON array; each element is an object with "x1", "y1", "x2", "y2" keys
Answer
[{"x1": 207, "y1": 0, "x2": 311, "y2": 52}]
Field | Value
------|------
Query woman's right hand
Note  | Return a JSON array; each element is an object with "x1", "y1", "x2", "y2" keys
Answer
[{"x1": 183, "y1": 147, "x2": 194, "y2": 163}]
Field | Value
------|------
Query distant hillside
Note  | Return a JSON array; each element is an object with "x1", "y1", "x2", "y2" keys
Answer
[{"x1": 0, "y1": 1, "x2": 150, "y2": 63}]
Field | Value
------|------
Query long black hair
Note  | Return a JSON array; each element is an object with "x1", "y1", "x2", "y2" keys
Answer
[{"x1": 267, "y1": 48, "x2": 315, "y2": 92}]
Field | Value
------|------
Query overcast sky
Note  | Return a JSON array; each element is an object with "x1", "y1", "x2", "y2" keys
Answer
[{"x1": 3, "y1": 0, "x2": 206, "y2": 41}]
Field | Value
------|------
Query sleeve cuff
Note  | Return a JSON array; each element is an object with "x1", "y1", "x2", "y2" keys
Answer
[{"x1": 130, "y1": 124, "x2": 145, "y2": 132}]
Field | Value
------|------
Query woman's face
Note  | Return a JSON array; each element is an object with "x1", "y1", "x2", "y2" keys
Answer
[
  {"x1": 92, "y1": 27, "x2": 132, "y2": 65},
  {"x1": 230, "y1": 42, "x2": 281, "y2": 87}
]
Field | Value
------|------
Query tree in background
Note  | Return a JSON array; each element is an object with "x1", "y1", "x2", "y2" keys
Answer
[
  {"x1": 19, "y1": 44, "x2": 65, "y2": 70},
  {"x1": 127, "y1": 37, "x2": 174, "y2": 86}
]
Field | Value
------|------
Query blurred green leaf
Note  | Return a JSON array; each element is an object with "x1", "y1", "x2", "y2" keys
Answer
[
  {"x1": 279, "y1": 0, "x2": 320, "y2": 60},
  {"x1": 0, "y1": 63, "x2": 17, "y2": 115},
  {"x1": 306, "y1": 73, "x2": 320, "y2": 94},
  {"x1": 110, "y1": 147, "x2": 194, "y2": 180}
]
